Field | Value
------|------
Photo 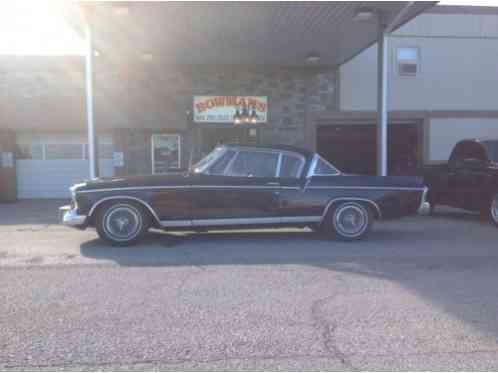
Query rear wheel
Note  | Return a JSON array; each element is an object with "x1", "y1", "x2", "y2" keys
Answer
[
  {"x1": 325, "y1": 202, "x2": 373, "y2": 241},
  {"x1": 488, "y1": 192, "x2": 498, "y2": 227},
  {"x1": 96, "y1": 202, "x2": 150, "y2": 246}
]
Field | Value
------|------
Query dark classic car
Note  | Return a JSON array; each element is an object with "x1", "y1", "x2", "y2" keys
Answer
[
  {"x1": 422, "y1": 138, "x2": 498, "y2": 225},
  {"x1": 60, "y1": 144, "x2": 429, "y2": 245}
]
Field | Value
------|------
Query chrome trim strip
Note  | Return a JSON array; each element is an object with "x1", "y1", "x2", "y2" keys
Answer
[
  {"x1": 418, "y1": 186, "x2": 431, "y2": 215},
  {"x1": 280, "y1": 216, "x2": 322, "y2": 223},
  {"x1": 159, "y1": 220, "x2": 192, "y2": 227},
  {"x1": 78, "y1": 186, "x2": 190, "y2": 193},
  {"x1": 159, "y1": 216, "x2": 322, "y2": 228},
  {"x1": 192, "y1": 217, "x2": 282, "y2": 226},
  {"x1": 321, "y1": 198, "x2": 382, "y2": 221},
  {"x1": 77, "y1": 184, "x2": 421, "y2": 194},
  {"x1": 87, "y1": 196, "x2": 161, "y2": 225},
  {"x1": 306, "y1": 154, "x2": 341, "y2": 178},
  {"x1": 77, "y1": 185, "x2": 293, "y2": 194},
  {"x1": 308, "y1": 186, "x2": 425, "y2": 191},
  {"x1": 276, "y1": 153, "x2": 283, "y2": 177}
]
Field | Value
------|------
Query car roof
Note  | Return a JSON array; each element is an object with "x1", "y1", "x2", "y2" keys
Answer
[
  {"x1": 221, "y1": 143, "x2": 315, "y2": 158},
  {"x1": 460, "y1": 138, "x2": 498, "y2": 144}
]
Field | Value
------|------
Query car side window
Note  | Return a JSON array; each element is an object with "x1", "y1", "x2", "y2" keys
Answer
[
  {"x1": 208, "y1": 150, "x2": 236, "y2": 175},
  {"x1": 280, "y1": 154, "x2": 303, "y2": 178},
  {"x1": 314, "y1": 156, "x2": 339, "y2": 175},
  {"x1": 225, "y1": 151, "x2": 279, "y2": 177}
]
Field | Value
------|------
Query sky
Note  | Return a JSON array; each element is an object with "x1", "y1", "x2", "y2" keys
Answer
[{"x1": 0, "y1": 0, "x2": 85, "y2": 55}]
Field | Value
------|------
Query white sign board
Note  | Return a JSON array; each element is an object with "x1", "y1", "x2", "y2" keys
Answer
[{"x1": 193, "y1": 96, "x2": 268, "y2": 124}]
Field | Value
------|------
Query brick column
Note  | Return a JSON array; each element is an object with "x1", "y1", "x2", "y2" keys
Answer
[{"x1": 0, "y1": 130, "x2": 17, "y2": 202}]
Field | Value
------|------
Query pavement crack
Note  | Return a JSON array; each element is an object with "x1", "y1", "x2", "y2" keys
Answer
[{"x1": 311, "y1": 295, "x2": 358, "y2": 371}]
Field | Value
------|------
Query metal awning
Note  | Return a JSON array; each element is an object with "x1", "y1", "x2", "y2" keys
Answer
[{"x1": 68, "y1": 1, "x2": 435, "y2": 67}]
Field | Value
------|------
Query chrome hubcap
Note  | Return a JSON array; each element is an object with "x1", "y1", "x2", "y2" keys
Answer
[
  {"x1": 104, "y1": 205, "x2": 142, "y2": 241},
  {"x1": 334, "y1": 204, "x2": 367, "y2": 237}
]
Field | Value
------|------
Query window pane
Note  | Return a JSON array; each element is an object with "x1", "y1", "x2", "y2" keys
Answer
[
  {"x1": 209, "y1": 150, "x2": 236, "y2": 175},
  {"x1": 397, "y1": 47, "x2": 418, "y2": 61},
  {"x1": 16, "y1": 144, "x2": 43, "y2": 160},
  {"x1": 153, "y1": 135, "x2": 180, "y2": 173},
  {"x1": 45, "y1": 144, "x2": 83, "y2": 159},
  {"x1": 227, "y1": 151, "x2": 278, "y2": 177},
  {"x1": 280, "y1": 154, "x2": 303, "y2": 178},
  {"x1": 314, "y1": 156, "x2": 338, "y2": 175}
]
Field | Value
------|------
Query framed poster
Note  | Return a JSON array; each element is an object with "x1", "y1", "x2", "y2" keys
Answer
[{"x1": 151, "y1": 134, "x2": 181, "y2": 174}]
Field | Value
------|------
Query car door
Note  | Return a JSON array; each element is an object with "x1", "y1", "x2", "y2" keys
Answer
[
  {"x1": 278, "y1": 154, "x2": 337, "y2": 221},
  {"x1": 190, "y1": 149, "x2": 281, "y2": 223},
  {"x1": 449, "y1": 159, "x2": 490, "y2": 210}
]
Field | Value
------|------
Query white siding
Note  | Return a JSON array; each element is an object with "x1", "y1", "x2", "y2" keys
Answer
[
  {"x1": 339, "y1": 13, "x2": 498, "y2": 111},
  {"x1": 428, "y1": 118, "x2": 498, "y2": 162},
  {"x1": 16, "y1": 159, "x2": 114, "y2": 199},
  {"x1": 16, "y1": 133, "x2": 115, "y2": 199}
]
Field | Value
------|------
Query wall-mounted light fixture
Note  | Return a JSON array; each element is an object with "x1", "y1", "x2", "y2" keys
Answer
[
  {"x1": 353, "y1": 8, "x2": 376, "y2": 22},
  {"x1": 305, "y1": 51, "x2": 320, "y2": 64}
]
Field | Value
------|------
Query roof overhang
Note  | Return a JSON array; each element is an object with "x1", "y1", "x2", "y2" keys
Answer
[{"x1": 66, "y1": 1, "x2": 436, "y2": 68}]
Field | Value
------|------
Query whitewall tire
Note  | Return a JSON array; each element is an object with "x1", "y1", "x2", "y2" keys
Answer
[
  {"x1": 328, "y1": 202, "x2": 373, "y2": 241},
  {"x1": 96, "y1": 202, "x2": 150, "y2": 246},
  {"x1": 489, "y1": 192, "x2": 498, "y2": 227}
]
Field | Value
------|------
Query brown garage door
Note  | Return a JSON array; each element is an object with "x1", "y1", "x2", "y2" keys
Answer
[{"x1": 317, "y1": 123, "x2": 421, "y2": 176}]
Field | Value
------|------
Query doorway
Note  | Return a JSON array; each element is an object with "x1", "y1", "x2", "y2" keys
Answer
[{"x1": 316, "y1": 122, "x2": 421, "y2": 175}]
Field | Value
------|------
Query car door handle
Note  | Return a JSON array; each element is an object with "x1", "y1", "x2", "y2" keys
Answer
[{"x1": 266, "y1": 182, "x2": 280, "y2": 186}]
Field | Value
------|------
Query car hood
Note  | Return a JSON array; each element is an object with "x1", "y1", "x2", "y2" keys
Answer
[{"x1": 73, "y1": 172, "x2": 191, "y2": 192}]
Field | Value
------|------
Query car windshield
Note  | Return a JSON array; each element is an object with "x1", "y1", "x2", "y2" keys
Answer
[{"x1": 191, "y1": 147, "x2": 227, "y2": 174}]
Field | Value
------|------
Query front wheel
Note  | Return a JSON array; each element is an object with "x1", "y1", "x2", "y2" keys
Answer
[
  {"x1": 96, "y1": 202, "x2": 150, "y2": 246},
  {"x1": 325, "y1": 202, "x2": 373, "y2": 241}
]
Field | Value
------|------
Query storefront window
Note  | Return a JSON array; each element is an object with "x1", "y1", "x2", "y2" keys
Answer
[
  {"x1": 16, "y1": 144, "x2": 43, "y2": 160},
  {"x1": 45, "y1": 144, "x2": 83, "y2": 159},
  {"x1": 152, "y1": 134, "x2": 181, "y2": 174}
]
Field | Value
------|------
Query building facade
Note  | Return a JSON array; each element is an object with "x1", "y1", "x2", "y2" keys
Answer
[
  {"x1": 1, "y1": 5, "x2": 496, "y2": 200},
  {"x1": 0, "y1": 57, "x2": 337, "y2": 199},
  {"x1": 337, "y1": 6, "x2": 498, "y2": 172}
]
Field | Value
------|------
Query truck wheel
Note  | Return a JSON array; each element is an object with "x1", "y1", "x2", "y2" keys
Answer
[
  {"x1": 326, "y1": 202, "x2": 373, "y2": 241},
  {"x1": 489, "y1": 192, "x2": 498, "y2": 227},
  {"x1": 96, "y1": 202, "x2": 150, "y2": 246}
]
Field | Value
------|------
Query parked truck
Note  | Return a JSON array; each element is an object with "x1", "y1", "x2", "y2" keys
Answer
[{"x1": 422, "y1": 138, "x2": 498, "y2": 226}]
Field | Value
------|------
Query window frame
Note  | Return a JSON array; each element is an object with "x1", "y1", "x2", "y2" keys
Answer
[
  {"x1": 151, "y1": 134, "x2": 182, "y2": 174},
  {"x1": 276, "y1": 151, "x2": 306, "y2": 179},
  {"x1": 396, "y1": 46, "x2": 420, "y2": 77},
  {"x1": 306, "y1": 154, "x2": 341, "y2": 178}
]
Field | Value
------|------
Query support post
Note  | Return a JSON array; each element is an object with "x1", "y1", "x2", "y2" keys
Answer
[
  {"x1": 85, "y1": 21, "x2": 98, "y2": 179},
  {"x1": 376, "y1": 25, "x2": 389, "y2": 176}
]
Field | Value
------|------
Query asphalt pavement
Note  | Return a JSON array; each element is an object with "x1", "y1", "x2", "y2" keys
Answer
[{"x1": 2, "y1": 200, "x2": 498, "y2": 370}]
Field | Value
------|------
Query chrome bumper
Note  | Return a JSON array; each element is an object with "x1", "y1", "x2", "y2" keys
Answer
[
  {"x1": 59, "y1": 205, "x2": 87, "y2": 227},
  {"x1": 418, "y1": 187, "x2": 431, "y2": 215}
]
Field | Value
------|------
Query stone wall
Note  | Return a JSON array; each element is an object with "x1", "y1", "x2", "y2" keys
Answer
[{"x1": 0, "y1": 57, "x2": 337, "y2": 175}]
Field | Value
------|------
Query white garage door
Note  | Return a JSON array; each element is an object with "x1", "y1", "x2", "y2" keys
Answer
[{"x1": 16, "y1": 135, "x2": 115, "y2": 199}]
